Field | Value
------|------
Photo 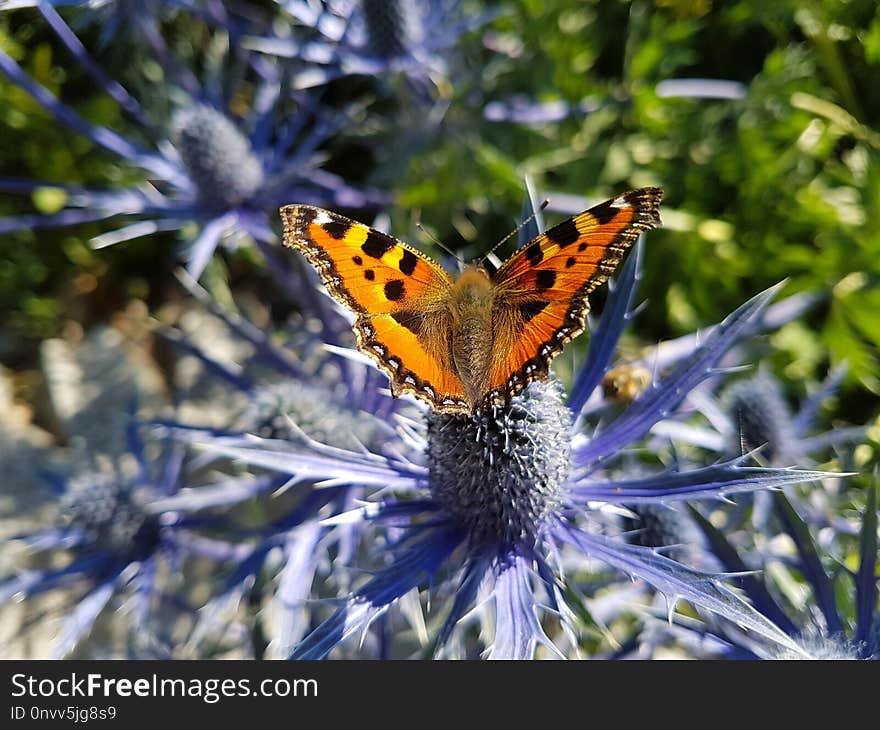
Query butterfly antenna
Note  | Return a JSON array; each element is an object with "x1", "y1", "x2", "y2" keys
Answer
[
  {"x1": 479, "y1": 199, "x2": 549, "y2": 267},
  {"x1": 415, "y1": 222, "x2": 465, "y2": 266}
]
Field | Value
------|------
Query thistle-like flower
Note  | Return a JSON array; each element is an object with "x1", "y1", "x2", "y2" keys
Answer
[
  {"x1": 0, "y1": 422, "x2": 249, "y2": 658},
  {"x1": 643, "y1": 352, "x2": 866, "y2": 542},
  {"x1": 152, "y1": 275, "x2": 419, "y2": 657},
  {"x1": 246, "y1": 0, "x2": 494, "y2": 98},
  {"x1": 647, "y1": 483, "x2": 879, "y2": 660},
  {"x1": 647, "y1": 363, "x2": 865, "y2": 468},
  {"x1": 0, "y1": 6, "x2": 385, "y2": 279},
  {"x1": 196, "y1": 230, "x2": 831, "y2": 659}
]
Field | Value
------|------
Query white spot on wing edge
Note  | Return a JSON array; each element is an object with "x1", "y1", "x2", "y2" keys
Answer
[
  {"x1": 313, "y1": 211, "x2": 333, "y2": 225},
  {"x1": 610, "y1": 196, "x2": 630, "y2": 209}
]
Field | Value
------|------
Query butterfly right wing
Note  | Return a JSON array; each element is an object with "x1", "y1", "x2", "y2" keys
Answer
[
  {"x1": 485, "y1": 188, "x2": 663, "y2": 406},
  {"x1": 280, "y1": 205, "x2": 470, "y2": 413}
]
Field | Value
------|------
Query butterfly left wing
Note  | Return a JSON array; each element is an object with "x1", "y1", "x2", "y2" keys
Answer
[
  {"x1": 485, "y1": 187, "x2": 663, "y2": 406},
  {"x1": 280, "y1": 205, "x2": 471, "y2": 413}
]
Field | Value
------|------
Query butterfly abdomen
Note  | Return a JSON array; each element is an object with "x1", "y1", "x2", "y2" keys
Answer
[{"x1": 449, "y1": 266, "x2": 496, "y2": 408}]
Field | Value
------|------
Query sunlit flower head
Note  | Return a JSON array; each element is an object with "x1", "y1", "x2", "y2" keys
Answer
[
  {"x1": 246, "y1": 0, "x2": 495, "y2": 99},
  {"x1": 0, "y1": 423, "x2": 249, "y2": 658},
  {"x1": 196, "y1": 223, "x2": 829, "y2": 658},
  {"x1": 0, "y1": 6, "x2": 386, "y2": 279}
]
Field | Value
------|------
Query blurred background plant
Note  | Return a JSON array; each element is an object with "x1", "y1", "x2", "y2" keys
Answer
[{"x1": 1, "y1": 0, "x2": 878, "y2": 659}]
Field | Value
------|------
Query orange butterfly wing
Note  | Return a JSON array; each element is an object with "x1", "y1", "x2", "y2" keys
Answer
[
  {"x1": 280, "y1": 205, "x2": 470, "y2": 412},
  {"x1": 485, "y1": 187, "x2": 663, "y2": 405}
]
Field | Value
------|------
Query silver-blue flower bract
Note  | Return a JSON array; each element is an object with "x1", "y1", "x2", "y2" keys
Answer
[
  {"x1": 193, "y1": 232, "x2": 835, "y2": 659},
  {"x1": 0, "y1": 5, "x2": 386, "y2": 279},
  {"x1": 0, "y1": 422, "x2": 249, "y2": 658},
  {"x1": 245, "y1": 0, "x2": 496, "y2": 99},
  {"x1": 640, "y1": 483, "x2": 878, "y2": 660}
]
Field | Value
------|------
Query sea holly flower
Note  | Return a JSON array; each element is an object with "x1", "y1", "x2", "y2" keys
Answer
[
  {"x1": 614, "y1": 365, "x2": 864, "y2": 551},
  {"x1": 193, "y1": 229, "x2": 831, "y2": 658},
  {"x1": 245, "y1": 0, "x2": 495, "y2": 98},
  {"x1": 150, "y1": 275, "x2": 422, "y2": 657},
  {"x1": 642, "y1": 357, "x2": 867, "y2": 544},
  {"x1": 0, "y1": 420, "x2": 250, "y2": 658},
  {"x1": 643, "y1": 482, "x2": 879, "y2": 660},
  {"x1": 0, "y1": 6, "x2": 385, "y2": 279},
  {"x1": 649, "y1": 366, "x2": 866, "y2": 468},
  {"x1": 606, "y1": 342, "x2": 864, "y2": 591}
]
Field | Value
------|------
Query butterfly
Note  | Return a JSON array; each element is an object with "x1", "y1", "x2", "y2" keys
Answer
[{"x1": 281, "y1": 187, "x2": 663, "y2": 415}]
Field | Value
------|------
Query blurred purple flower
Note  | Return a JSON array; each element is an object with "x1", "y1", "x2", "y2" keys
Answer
[
  {"x1": 0, "y1": 5, "x2": 386, "y2": 279},
  {"x1": 484, "y1": 79, "x2": 747, "y2": 124},
  {"x1": 0, "y1": 0, "x2": 253, "y2": 45},
  {"x1": 245, "y1": 0, "x2": 495, "y2": 99},
  {"x1": 0, "y1": 420, "x2": 249, "y2": 658}
]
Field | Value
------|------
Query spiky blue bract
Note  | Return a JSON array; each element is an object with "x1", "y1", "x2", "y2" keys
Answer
[
  {"x1": 193, "y1": 273, "x2": 833, "y2": 659},
  {"x1": 681, "y1": 479, "x2": 879, "y2": 660},
  {"x1": 571, "y1": 458, "x2": 833, "y2": 504},
  {"x1": 573, "y1": 283, "x2": 785, "y2": 470},
  {"x1": 568, "y1": 237, "x2": 644, "y2": 416},
  {"x1": 0, "y1": 423, "x2": 248, "y2": 657},
  {"x1": 0, "y1": 9, "x2": 385, "y2": 279}
]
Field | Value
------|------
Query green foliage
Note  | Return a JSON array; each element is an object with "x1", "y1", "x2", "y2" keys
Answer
[{"x1": 0, "y1": 13, "x2": 166, "y2": 360}]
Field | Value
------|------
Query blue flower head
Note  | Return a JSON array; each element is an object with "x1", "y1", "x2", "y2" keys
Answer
[
  {"x1": 722, "y1": 373, "x2": 797, "y2": 463},
  {"x1": 427, "y1": 381, "x2": 570, "y2": 554},
  {"x1": 247, "y1": 0, "x2": 495, "y2": 100},
  {"x1": 0, "y1": 6, "x2": 386, "y2": 279},
  {"x1": 644, "y1": 354, "x2": 867, "y2": 545},
  {"x1": 716, "y1": 367, "x2": 864, "y2": 467},
  {"x1": 196, "y1": 199, "x2": 832, "y2": 659},
  {"x1": 0, "y1": 419, "x2": 250, "y2": 658},
  {"x1": 59, "y1": 466, "x2": 162, "y2": 565}
]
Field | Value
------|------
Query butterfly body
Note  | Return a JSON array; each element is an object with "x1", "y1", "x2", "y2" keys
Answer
[
  {"x1": 282, "y1": 187, "x2": 663, "y2": 415},
  {"x1": 444, "y1": 264, "x2": 496, "y2": 407}
]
